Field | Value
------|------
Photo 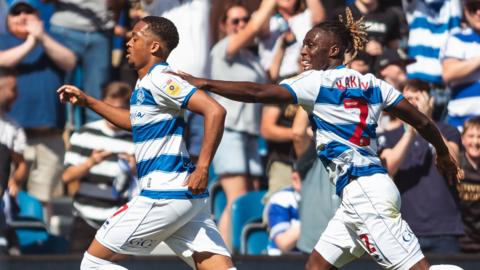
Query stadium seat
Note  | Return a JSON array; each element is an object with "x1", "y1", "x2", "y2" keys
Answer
[
  {"x1": 11, "y1": 191, "x2": 68, "y2": 254},
  {"x1": 209, "y1": 181, "x2": 226, "y2": 223},
  {"x1": 231, "y1": 190, "x2": 266, "y2": 253},
  {"x1": 240, "y1": 222, "x2": 269, "y2": 255},
  {"x1": 16, "y1": 191, "x2": 44, "y2": 221}
]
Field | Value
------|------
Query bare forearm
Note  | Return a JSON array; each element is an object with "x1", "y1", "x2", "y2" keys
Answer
[
  {"x1": 86, "y1": 96, "x2": 132, "y2": 130},
  {"x1": 41, "y1": 34, "x2": 76, "y2": 71},
  {"x1": 202, "y1": 79, "x2": 292, "y2": 104},
  {"x1": 274, "y1": 227, "x2": 300, "y2": 252},
  {"x1": 62, "y1": 160, "x2": 93, "y2": 183},
  {"x1": 195, "y1": 108, "x2": 225, "y2": 170},
  {"x1": 306, "y1": 0, "x2": 326, "y2": 24},
  {"x1": 11, "y1": 160, "x2": 27, "y2": 184},
  {"x1": 443, "y1": 58, "x2": 480, "y2": 84},
  {"x1": 0, "y1": 36, "x2": 36, "y2": 67},
  {"x1": 261, "y1": 125, "x2": 294, "y2": 142},
  {"x1": 381, "y1": 129, "x2": 415, "y2": 176}
]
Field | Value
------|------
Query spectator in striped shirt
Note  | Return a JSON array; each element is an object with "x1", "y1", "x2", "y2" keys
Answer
[
  {"x1": 0, "y1": 66, "x2": 26, "y2": 254},
  {"x1": 442, "y1": 0, "x2": 480, "y2": 130},
  {"x1": 62, "y1": 81, "x2": 136, "y2": 254}
]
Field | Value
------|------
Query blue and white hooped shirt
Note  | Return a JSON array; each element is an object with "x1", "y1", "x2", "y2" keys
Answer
[
  {"x1": 130, "y1": 62, "x2": 204, "y2": 199},
  {"x1": 280, "y1": 66, "x2": 404, "y2": 195}
]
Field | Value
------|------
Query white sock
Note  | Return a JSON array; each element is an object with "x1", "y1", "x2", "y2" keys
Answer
[
  {"x1": 80, "y1": 252, "x2": 128, "y2": 270},
  {"x1": 430, "y1": 265, "x2": 464, "y2": 270}
]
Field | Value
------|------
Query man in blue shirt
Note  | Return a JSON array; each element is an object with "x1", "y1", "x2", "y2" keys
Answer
[{"x1": 0, "y1": 0, "x2": 76, "y2": 217}]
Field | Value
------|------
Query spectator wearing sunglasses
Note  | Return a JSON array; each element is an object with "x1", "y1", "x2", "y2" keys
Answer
[
  {"x1": 208, "y1": 0, "x2": 277, "y2": 249},
  {"x1": 441, "y1": 0, "x2": 480, "y2": 131},
  {"x1": 0, "y1": 0, "x2": 76, "y2": 220}
]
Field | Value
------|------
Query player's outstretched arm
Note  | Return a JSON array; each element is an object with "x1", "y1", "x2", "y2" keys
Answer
[
  {"x1": 184, "y1": 90, "x2": 226, "y2": 195},
  {"x1": 389, "y1": 99, "x2": 463, "y2": 182},
  {"x1": 172, "y1": 71, "x2": 294, "y2": 104},
  {"x1": 57, "y1": 84, "x2": 132, "y2": 131}
]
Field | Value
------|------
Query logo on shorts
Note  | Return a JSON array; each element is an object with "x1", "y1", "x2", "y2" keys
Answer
[
  {"x1": 127, "y1": 238, "x2": 154, "y2": 248},
  {"x1": 402, "y1": 227, "x2": 414, "y2": 244}
]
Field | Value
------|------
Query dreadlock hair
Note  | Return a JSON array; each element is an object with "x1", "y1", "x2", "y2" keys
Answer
[
  {"x1": 141, "y1": 16, "x2": 179, "y2": 56},
  {"x1": 314, "y1": 7, "x2": 368, "y2": 63}
]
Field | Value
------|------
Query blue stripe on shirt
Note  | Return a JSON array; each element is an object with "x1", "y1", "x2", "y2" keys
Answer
[
  {"x1": 407, "y1": 72, "x2": 443, "y2": 85},
  {"x1": 454, "y1": 32, "x2": 480, "y2": 43},
  {"x1": 409, "y1": 16, "x2": 461, "y2": 34},
  {"x1": 181, "y1": 88, "x2": 197, "y2": 109},
  {"x1": 130, "y1": 88, "x2": 157, "y2": 106},
  {"x1": 132, "y1": 117, "x2": 185, "y2": 143},
  {"x1": 311, "y1": 116, "x2": 377, "y2": 142},
  {"x1": 315, "y1": 86, "x2": 383, "y2": 105},
  {"x1": 280, "y1": 83, "x2": 298, "y2": 104},
  {"x1": 408, "y1": 45, "x2": 440, "y2": 59},
  {"x1": 451, "y1": 81, "x2": 480, "y2": 100},
  {"x1": 136, "y1": 154, "x2": 194, "y2": 178}
]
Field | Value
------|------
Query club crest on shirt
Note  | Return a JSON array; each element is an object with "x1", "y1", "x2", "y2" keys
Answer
[
  {"x1": 136, "y1": 88, "x2": 145, "y2": 105},
  {"x1": 165, "y1": 78, "x2": 181, "y2": 96}
]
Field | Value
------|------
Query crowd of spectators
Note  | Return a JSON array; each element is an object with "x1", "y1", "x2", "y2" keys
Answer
[{"x1": 0, "y1": 0, "x2": 479, "y2": 258}]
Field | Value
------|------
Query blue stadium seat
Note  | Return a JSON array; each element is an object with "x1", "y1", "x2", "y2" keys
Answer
[
  {"x1": 16, "y1": 191, "x2": 44, "y2": 221},
  {"x1": 241, "y1": 222, "x2": 269, "y2": 255},
  {"x1": 231, "y1": 190, "x2": 266, "y2": 253},
  {"x1": 209, "y1": 181, "x2": 226, "y2": 223},
  {"x1": 12, "y1": 191, "x2": 67, "y2": 254}
]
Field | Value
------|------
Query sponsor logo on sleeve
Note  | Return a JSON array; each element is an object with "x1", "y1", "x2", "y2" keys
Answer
[{"x1": 165, "y1": 78, "x2": 181, "y2": 96}]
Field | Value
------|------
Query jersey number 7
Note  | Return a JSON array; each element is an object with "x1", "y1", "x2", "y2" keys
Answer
[{"x1": 344, "y1": 98, "x2": 370, "y2": 147}]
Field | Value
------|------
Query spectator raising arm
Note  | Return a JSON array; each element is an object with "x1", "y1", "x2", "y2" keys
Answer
[{"x1": 225, "y1": 0, "x2": 276, "y2": 58}]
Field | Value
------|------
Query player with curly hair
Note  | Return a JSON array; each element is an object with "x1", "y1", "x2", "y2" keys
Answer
[{"x1": 173, "y1": 8, "x2": 463, "y2": 270}]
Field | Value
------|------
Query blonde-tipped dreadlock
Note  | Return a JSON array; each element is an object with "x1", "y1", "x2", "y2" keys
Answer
[
  {"x1": 313, "y1": 7, "x2": 369, "y2": 64},
  {"x1": 338, "y1": 7, "x2": 368, "y2": 61}
]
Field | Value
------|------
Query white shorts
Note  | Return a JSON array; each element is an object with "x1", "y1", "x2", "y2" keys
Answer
[
  {"x1": 95, "y1": 195, "x2": 230, "y2": 268},
  {"x1": 314, "y1": 173, "x2": 424, "y2": 270}
]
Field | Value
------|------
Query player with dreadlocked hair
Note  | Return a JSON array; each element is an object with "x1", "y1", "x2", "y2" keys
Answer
[{"x1": 173, "y1": 8, "x2": 463, "y2": 270}]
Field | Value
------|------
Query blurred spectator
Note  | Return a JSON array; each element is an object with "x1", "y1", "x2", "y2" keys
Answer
[
  {"x1": 335, "y1": 0, "x2": 402, "y2": 57},
  {"x1": 457, "y1": 116, "x2": 480, "y2": 253},
  {"x1": 209, "y1": 0, "x2": 276, "y2": 248},
  {"x1": 0, "y1": 67, "x2": 26, "y2": 255},
  {"x1": 379, "y1": 79, "x2": 464, "y2": 254},
  {"x1": 349, "y1": 50, "x2": 373, "y2": 75},
  {"x1": 140, "y1": 0, "x2": 211, "y2": 162},
  {"x1": 376, "y1": 48, "x2": 415, "y2": 90},
  {"x1": 0, "y1": 0, "x2": 7, "y2": 34},
  {"x1": 260, "y1": 104, "x2": 301, "y2": 210},
  {"x1": 0, "y1": 0, "x2": 76, "y2": 221},
  {"x1": 266, "y1": 164, "x2": 302, "y2": 255},
  {"x1": 258, "y1": 0, "x2": 325, "y2": 81},
  {"x1": 48, "y1": 0, "x2": 115, "y2": 123},
  {"x1": 62, "y1": 81, "x2": 136, "y2": 254},
  {"x1": 294, "y1": 108, "x2": 339, "y2": 254},
  {"x1": 403, "y1": 0, "x2": 461, "y2": 84},
  {"x1": 442, "y1": 0, "x2": 480, "y2": 130}
]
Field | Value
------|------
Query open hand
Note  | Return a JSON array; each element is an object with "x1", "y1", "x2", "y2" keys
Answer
[
  {"x1": 168, "y1": 71, "x2": 206, "y2": 89},
  {"x1": 436, "y1": 153, "x2": 464, "y2": 185},
  {"x1": 183, "y1": 166, "x2": 209, "y2": 195},
  {"x1": 57, "y1": 84, "x2": 88, "y2": 106}
]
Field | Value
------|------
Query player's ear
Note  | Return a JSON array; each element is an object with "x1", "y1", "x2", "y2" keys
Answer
[
  {"x1": 329, "y1": 44, "x2": 340, "y2": 58},
  {"x1": 150, "y1": 40, "x2": 162, "y2": 55}
]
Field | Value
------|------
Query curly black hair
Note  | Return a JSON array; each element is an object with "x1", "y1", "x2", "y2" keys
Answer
[{"x1": 141, "y1": 16, "x2": 179, "y2": 54}]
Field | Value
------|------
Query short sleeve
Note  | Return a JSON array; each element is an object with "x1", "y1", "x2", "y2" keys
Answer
[
  {"x1": 279, "y1": 70, "x2": 322, "y2": 111},
  {"x1": 267, "y1": 202, "x2": 292, "y2": 239},
  {"x1": 378, "y1": 79, "x2": 404, "y2": 111},
  {"x1": 64, "y1": 132, "x2": 83, "y2": 167},
  {"x1": 12, "y1": 127, "x2": 26, "y2": 155},
  {"x1": 150, "y1": 71, "x2": 197, "y2": 109},
  {"x1": 441, "y1": 34, "x2": 465, "y2": 61}
]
